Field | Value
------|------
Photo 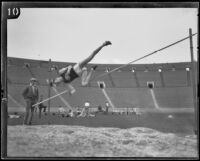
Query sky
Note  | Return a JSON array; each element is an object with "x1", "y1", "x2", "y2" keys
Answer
[{"x1": 7, "y1": 8, "x2": 198, "y2": 64}]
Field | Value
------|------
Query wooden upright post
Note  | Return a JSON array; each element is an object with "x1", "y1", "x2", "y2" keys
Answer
[
  {"x1": 189, "y1": 28, "x2": 198, "y2": 135},
  {"x1": 48, "y1": 59, "x2": 52, "y2": 124}
]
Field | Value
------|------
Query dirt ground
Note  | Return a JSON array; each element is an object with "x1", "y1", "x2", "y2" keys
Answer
[{"x1": 7, "y1": 125, "x2": 198, "y2": 158}]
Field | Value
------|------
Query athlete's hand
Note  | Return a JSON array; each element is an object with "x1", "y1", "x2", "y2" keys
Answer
[
  {"x1": 103, "y1": 41, "x2": 112, "y2": 46},
  {"x1": 69, "y1": 89, "x2": 76, "y2": 96}
]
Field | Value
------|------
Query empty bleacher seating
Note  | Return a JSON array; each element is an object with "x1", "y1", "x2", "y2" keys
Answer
[
  {"x1": 163, "y1": 70, "x2": 188, "y2": 87},
  {"x1": 7, "y1": 57, "x2": 196, "y2": 111},
  {"x1": 136, "y1": 71, "x2": 162, "y2": 87},
  {"x1": 110, "y1": 71, "x2": 138, "y2": 87}
]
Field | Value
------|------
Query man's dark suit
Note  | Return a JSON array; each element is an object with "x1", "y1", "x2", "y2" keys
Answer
[{"x1": 22, "y1": 85, "x2": 39, "y2": 125}]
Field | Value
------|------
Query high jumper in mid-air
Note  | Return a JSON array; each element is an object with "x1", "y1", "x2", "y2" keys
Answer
[{"x1": 48, "y1": 41, "x2": 112, "y2": 94}]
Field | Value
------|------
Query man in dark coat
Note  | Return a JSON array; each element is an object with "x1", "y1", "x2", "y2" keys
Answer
[{"x1": 22, "y1": 78, "x2": 39, "y2": 125}]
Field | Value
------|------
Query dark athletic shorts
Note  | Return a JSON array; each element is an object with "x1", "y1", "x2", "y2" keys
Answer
[{"x1": 60, "y1": 66, "x2": 79, "y2": 83}]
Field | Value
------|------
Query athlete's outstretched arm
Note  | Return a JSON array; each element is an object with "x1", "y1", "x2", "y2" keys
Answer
[{"x1": 79, "y1": 41, "x2": 112, "y2": 69}]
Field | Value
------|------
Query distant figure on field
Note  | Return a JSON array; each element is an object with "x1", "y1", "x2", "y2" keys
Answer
[
  {"x1": 58, "y1": 106, "x2": 66, "y2": 115},
  {"x1": 105, "y1": 102, "x2": 109, "y2": 114},
  {"x1": 80, "y1": 102, "x2": 95, "y2": 117},
  {"x1": 66, "y1": 109, "x2": 74, "y2": 117},
  {"x1": 97, "y1": 105, "x2": 104, "y2": 113}
]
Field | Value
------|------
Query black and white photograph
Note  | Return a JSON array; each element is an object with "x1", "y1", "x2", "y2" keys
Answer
[{"x1": 1, "y1": 2, "x2": 199, "y2": 159}]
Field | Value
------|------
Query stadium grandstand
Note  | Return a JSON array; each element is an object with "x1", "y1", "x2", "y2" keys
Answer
[
  {"x1": 7, "y1": 57, "x2": 196, "y2": 108},
  {"x1": 7, "y1": 56, "x2": 197, "y2": 133}
]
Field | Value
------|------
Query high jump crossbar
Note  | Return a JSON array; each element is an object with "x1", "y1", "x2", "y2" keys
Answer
[
  {"x1": 91, "y1": 33, "x2": 197, "y2": 81},
  {"x1": 32, "y1": 33, "x2": 197, "y2": 106},
  {"x1": 32, "y1": 88, "x2": 69, "y2": 107}
]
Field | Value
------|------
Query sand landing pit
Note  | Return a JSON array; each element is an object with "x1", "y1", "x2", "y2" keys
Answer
[{"x1": 8, "y1": 125, "x2": 198, "y2": 157}]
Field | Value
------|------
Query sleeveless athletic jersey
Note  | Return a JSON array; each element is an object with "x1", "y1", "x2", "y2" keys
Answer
[{"x1": 60, "y1": 66, "x2": 79, "y2": 83}]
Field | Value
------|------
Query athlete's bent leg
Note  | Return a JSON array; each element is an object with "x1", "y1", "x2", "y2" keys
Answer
[{"x1": 81, "y1": 66, "x2": 97, "y2": 86}]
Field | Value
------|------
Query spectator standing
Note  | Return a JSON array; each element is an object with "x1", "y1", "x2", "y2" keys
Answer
[
  {"x1": 105, "y1": 102, "x2": 109, "y2": 114},
  {"x1": 22, "y1": 78, "x2": 39, "y2": 125}
]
